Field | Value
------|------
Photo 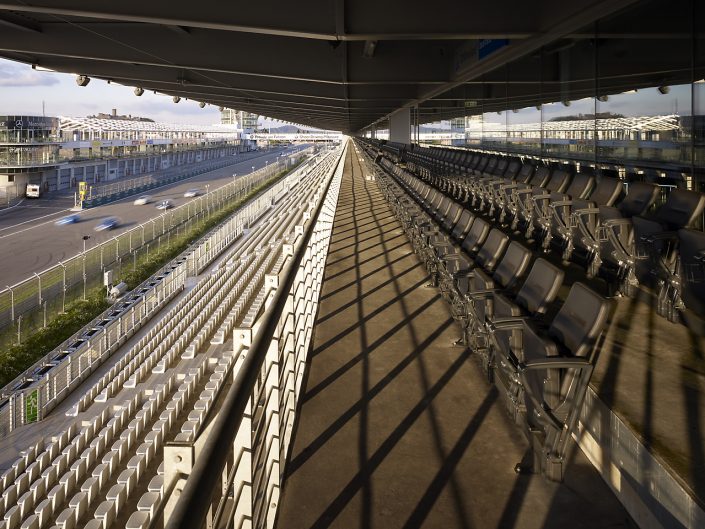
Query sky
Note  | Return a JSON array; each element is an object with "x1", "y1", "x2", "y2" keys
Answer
[{"x1": 0, "y1": 58, "x2": 282, "y2": 126}]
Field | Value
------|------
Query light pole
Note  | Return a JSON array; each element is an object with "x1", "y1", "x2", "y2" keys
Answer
[{"x1": 82, "y1": 235, "x2": 90, "y2": 300}]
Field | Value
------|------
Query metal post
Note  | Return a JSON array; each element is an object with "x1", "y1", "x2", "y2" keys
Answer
[
  {"x1": 59, "y1": 262, "x2": 66, "y2": 313},
  {"x1": 82, "y1": 235, "x2": 90, "y2": 300},
  {"x1": 33, "y1": 272, "x2": 42, "y2": 307},
  {"x1": 7, "y1": 285, "x2": 14, "y2": 322}
]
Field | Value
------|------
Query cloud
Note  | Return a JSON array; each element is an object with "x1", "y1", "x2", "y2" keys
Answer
[{"x1": 0, "y1": 61, "x2": 60, "y2": 87}]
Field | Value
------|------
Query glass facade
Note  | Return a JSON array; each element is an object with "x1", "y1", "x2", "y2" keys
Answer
[
  {"x1": 417, "y1": 0, "x2": 705, "y2": 187},
  {"x1": 0, "y1": 116, "x2": 61, "y2": 167}
]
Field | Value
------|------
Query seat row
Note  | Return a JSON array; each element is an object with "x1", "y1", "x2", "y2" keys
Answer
[
  {"x1": 366, "y1": 139, "x2": 705, "y2": 332},
  {"x1": 357, "y1": 139, "x2": 611, "y2": 482},
  {"x1": 0, "y1": 149, "x2": 343, "y2": 529}
]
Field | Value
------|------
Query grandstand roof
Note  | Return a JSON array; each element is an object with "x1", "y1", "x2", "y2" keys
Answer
[{"x1": 0, "y1": 0, "x2": 648, "y2": 133}]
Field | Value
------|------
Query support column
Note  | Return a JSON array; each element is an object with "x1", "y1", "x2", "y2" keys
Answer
[{"x1": 389, "y1": 108, "x2": 411, "y2": 145}]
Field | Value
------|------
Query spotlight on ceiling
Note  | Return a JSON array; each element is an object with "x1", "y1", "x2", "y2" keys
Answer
[
  {"x1": 218, "y1": 106, "x2": 224, "y2": 112},
  {"x1": 597, "y1": 95, "x2": 609, "y2": 102},
  {"x1": 562, "y1": 100, "x2": 571, "y2": 107},
  {"x1": 199, "y1": 102, "x2": 206, "y2": 108},
  {"x1": 75, "y1": 75, "x2": 90, "y2": 87},
  {"x1": 658, "y1": 85, "x2": 670, "y2": 95},
  {"x1": 173, "y1": 96, "x2": 181, "y2": 104},
  {"x1": 134, "y1": 87, "x2": 144, "y2": 97}
]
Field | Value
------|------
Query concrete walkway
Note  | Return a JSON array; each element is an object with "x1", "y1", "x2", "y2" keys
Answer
[{"x1": 276, "y1": 147, "x2": 632, "y2": 529}]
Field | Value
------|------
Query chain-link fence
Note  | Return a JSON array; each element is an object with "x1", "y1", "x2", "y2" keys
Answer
[{"x1": 0, "y1": 147, "x2": 314, "y2": 349}]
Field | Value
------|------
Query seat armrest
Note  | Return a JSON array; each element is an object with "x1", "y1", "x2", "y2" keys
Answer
[
  {"x1": 602, "y1": 218, "x2": 632, "y2": 228},
  {"x1": 641, "y1": 231, "x2": 678, "y2": 244},
  {"x1": 573, "y1": 207, "x2": 599, "y2": 217},
  {"x1": 519, "y1": 357, "x2": 591, "y2": 371}
]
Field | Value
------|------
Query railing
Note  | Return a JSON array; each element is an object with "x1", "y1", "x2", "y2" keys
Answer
[
  {"x1": 0, "y1": 146, "x2": 332, "y2": 437},
  {"x1": 0, "y1": 148, "x2": 313, "y2": 349},
  {"x1": 162, "y1": 141, "x2": 346, "y2": 529}
]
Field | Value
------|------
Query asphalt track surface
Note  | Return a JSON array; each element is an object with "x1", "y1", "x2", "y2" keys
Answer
[{"x1": 0, "y1": 147, "x2": 301, "y2": 287}]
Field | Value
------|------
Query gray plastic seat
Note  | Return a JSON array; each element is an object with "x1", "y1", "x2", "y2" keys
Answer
[
  {"x1": 493, "y1": 282, "x2": 611, "y2": 481},
  {"x1": 601, "y1": 188, "x2": 705, "y2": 294}
]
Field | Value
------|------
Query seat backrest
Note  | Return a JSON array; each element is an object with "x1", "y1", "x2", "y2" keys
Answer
[
  {"x1": 588, "y1": 177, "x2": 623, "y2": 207},
  {"x1": 474, "y1": 229, "x2": 509, "y2": 271},
  {"x1": 618, "y1": 182, "x2": 660, "y2": 218},
  {"x1": 443, "y1": 203, "x2": 462, "y2": 229},
  {"x1": 476, "y1": 157, "x2": 490, "y2": 172},
  {"x1": 505, "y1": 160, "x2": 521, "y2": 179},
  {"x1": 484, "y1": 157, "x2": 498, "y2": 174},
  {"x1": 549, "y1": 283, "x2": 611, "y2": 358},
  {"x1": 494, "y1": 158, "x2": 509, "y2": 176},
  {"x1": 515, "y1": 258, "x2": 564, "y2": 315},
  {"x1": 517, "y1": 163, "x2": 535, "y2": 184},
  {"x1": 492, "y1": 242, "x2": 532, "y2": 289},
  {"x1": 654, "y1": 188, "x2": 705, "y2": 230},
  {"x1": 461, "y1": 218, "x2": 490, "y2": 254},
  {"x1": 451, "y1": 210, "x2": 474, "y2": 240},
  {"x1": 530, "y1": 166, "x2": 551, "y2": 188},
  {"x1": 545, "y1": 169, "x2": 572, "y2": 194},
  {"x1": 564, "y1": 173, "x2": 595, "y2": 200},
  {"x1": 678, "y1": 228, "x2": 705, "y2": 318}
]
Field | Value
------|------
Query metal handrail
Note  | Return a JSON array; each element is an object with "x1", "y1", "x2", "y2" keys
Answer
[{"x1": 164, "y1": 146, "x2": 344, "y2": 529}]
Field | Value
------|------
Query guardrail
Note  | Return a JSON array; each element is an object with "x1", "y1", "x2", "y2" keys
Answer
[
  {"x1": 162, "y1": 141, "x2": 346, "y2": 529},
  {"x1": 0, "y1": 148, "x2": 314, "y2": 350},
  {"x1": 0, "y1": 146, "x2": 333, "y2": 437}
]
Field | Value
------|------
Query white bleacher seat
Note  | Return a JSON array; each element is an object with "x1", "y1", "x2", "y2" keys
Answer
[
  {"x1": 147, "y1": 475, "x2": 164, "y2": 498},
  {"x1": 83, "y1": 520, "x2": 102, "y2": 529},
  {"x1": 58, "y1": 472, "x2": 76, "y2": 499},
  {"x1": 136, "y1": 492, "x2": 161, "y2": 519},
  {"x1": 34, "y1": 499, "x2": 52, "y2": 528},
  {"x1": 91, "y1": 464, "x2": 109, "y2": 492},
  {"x1": 4, "y1": 505, "x2": 20, "y2": 529},
  {"x1": 94, "y1": 499, "x2": 116, "y2": 528},
  {"x1": 106, "y1": 483, "x2": 127, "y2": 515},
  {"x1": 29, "y1": 479, "x2": 45, "y2": 505},
  {"x1": 19, "y1": 514, "x2": 38, "y2": 529},
  {"x1": 117, "y1": 469, "x2": 136, "y2": 497},
  {"x1": 17, "y1": 491, "x2": 33, "y2": 519},
  {"x1": 14, "y1": 475, "x2": 28, "y2": 497},
  {"x1": 54, "y1": 508, "x2": 75, "y2": 529},
  {"x1": 46, "y1": 484, "x2": 65, "y2": 512},
  {"x1": 68, "y1": 491, "x2": 87, "y2": 524},
  {"x1": 125, "y1": 511, "x2": 150, "y2": 529},
  {"x1": 81, "y1": 476, "x2": 99, "y2": 505},
  {"x1": 127, "y1": 454, "x2": 146, "y2": 482}
]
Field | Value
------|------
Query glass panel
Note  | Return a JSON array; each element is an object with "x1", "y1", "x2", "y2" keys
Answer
[
  {"x1": 596, "y1": 86, "x2": 691, "y2": 166},
  {"x1": 542, "y1": 98, "x2": 595, "y2": 159},
  {"x1": 506, "y1": 106, "x2": 541, "y2": 154}
]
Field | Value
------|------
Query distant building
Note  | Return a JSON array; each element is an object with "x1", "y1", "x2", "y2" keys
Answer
[
  {"x1": 220, "y1": 109, "x2": 259, "y2": 132},
  {"x1": 0, "y1": 115, "x2": 255, "y2": 194}
]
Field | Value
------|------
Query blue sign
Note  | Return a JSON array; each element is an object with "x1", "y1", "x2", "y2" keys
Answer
[{"x1": 478, "y1": 39, "x2": 510, "y2": 60}]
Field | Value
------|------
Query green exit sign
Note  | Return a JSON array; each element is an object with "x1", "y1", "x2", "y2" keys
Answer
[{"x1": 25, "y1": 389, "x2": 38, "y2": 423}]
